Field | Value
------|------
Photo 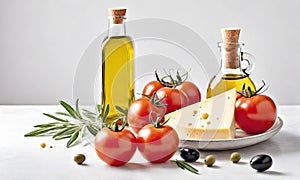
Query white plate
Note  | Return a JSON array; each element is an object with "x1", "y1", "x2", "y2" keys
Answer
[{"x1": 179, "y1": 117, "x2": 283, "y2": 150}]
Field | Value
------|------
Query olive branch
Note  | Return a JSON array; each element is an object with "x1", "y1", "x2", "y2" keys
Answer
[{"x1": 24, "y1": 99, "x2": 109, "y2": 148}]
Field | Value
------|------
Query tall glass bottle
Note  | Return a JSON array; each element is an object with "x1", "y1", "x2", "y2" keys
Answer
[
  {"x1": 101, "y1": 8, "x2": 135, "y2": 123},
  {"x1": 207, "y1": 29, "x2": 256, "y2": 98}
]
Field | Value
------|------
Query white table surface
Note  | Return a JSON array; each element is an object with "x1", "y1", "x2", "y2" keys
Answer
[{"x1": 0, "y1": 105, "x2": 299, "y2": 180}]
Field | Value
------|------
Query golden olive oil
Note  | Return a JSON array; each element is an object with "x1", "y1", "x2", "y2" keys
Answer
[
  {"x1": 102, "y1": 36, "x2": 135, "y2": 123},
  {"x1": 207, "y1": 74, "x2": 256, "y2": 98}
]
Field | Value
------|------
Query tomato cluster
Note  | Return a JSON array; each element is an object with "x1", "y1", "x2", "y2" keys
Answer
[
  {"x1": 95, "y1": 70, "x2": 199, "y2": 166},
  {"x1": 128, "y1": 71, "x2": 201, "y2": 133},
  {"x1": 143, "y1": 81, "x2": 201, "y2": 113},
  {"x1": 94, "y1": 115, "x2": 179, "y2": 166}
]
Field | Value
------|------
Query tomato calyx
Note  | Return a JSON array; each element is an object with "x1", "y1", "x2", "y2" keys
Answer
[
  {"x1": 100, "y1": 104, "x2": 127, "y2": 129},
  {"x1": 149, "y1": 111, "x2": 169, "y2": 128},
  {"x1": 238, "y1": 80, "x2": 268, "y2": 98},
  {"x1": 155, "y1": 69, "x2": 189, "y2": 88},
  {"x1": 106, "y1": 117, "x2": 127, "y2": 132},
  {"x1": 140, "y1": 92, "x2": 168, "y2": 107}
]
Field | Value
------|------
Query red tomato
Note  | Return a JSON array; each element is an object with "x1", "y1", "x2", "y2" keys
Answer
[
  {"x1": 235, "y1": 94, "x2": 277, "y2": 134},
  {"x1": 94, "y1": 127, "x2": 137, "y2": 166},
  {"x1": 176, "y1": 81, "x2": 201, "y2": 104},
  {"x1": 137, "y1": 124, "x2": 179, "y2": 163},
  {"x1": 127, "y1": 98, "x2": 166, "y2": 133},
  {"x1": 142, "y1": 81, "x2": 164, "y2": 97},
  {"x1": 156, "y1": 87, "x2": 189, "y2": 113},
  {"x1": 235, "y1": 93, "x2": 243, "y2": 129}
]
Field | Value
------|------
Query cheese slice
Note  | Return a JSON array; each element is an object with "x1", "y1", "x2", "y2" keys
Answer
[{"x1": 165, "y1": 88, "x2": 236, "y2": 140}]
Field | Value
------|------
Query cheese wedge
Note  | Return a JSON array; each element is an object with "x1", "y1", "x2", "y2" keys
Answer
[{"x1": 165, "y1": 88, "x2": 236, "y2": 140}]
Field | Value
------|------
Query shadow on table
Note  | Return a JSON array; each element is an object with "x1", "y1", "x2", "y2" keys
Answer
[
  {"x1": 199, "y1": 131, "x2": 300, "y2": 160},
  {"x1": 121, "y1": 162, "x2": 149, "y2": 170},
  {"x1": 269, "y1": 131, "x2": 300, "y2": 153},
  {"x1": 261, "y1": 170, "x2": 287, "y2": 176},
  {"x1": 120, "y1": 159, "x2": 203, "y2": 171},
  {"x1": 245, "y1": 131, "x2": 300, "y2": 154}
]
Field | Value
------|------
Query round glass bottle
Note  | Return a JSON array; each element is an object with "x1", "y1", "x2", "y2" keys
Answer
[{"x1": 207, "y1": 42, "x2": 256, "y2": 98}]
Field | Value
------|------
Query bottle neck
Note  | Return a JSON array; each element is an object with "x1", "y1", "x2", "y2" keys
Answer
[
  {"x1": 219, "y1": 43, "x2": 243, "y2": 75},
  {"x1": 108, "y1": 18, "x2": 126, "y2": 37}
]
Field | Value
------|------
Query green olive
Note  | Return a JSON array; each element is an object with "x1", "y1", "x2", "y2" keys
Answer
[
  {"x1": 230, "y1": 152, "x2": 241, "y2": 163},
  {"x1": 74, "y1": 154, "x2": 86, "y2": 164},
  {"x1": 204, "y1": 155, "x2": 215, "y2": 167}
]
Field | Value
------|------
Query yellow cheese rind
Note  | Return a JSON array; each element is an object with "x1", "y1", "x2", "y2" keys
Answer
[{"x1": 165, "y1": 88, "x2": 236, "y2": 140}]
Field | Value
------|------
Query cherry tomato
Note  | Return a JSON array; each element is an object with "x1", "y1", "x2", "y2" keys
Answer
[
  {"x1": 176, "y1": 81, "x2": 201, "y2": 105},
  {"x1": 142, "y1": 81, "x2": 164, "y2": 97},
  {"x1": 137, "y1": 124, "x2": 179, "y2": 163},
  {"x1": 94, "y1": 127, "x2": 137, "y2": 166},
  {"x1": 127, "y1": 98, "x2": 166, "y2": 133},
  {"x1": 156, "y1": 87, "x2": 189, "y2": 113},
  {"x1": 235, "y1": 94, "x2": 277, "y2": 134}
]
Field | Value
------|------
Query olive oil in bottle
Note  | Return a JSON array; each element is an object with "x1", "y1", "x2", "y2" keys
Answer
[
  {"x1": 207, "y1": 28, "x2": 256, "y2": 98},
  {"x1": 207, "y1": 74, "x2": 256, "y2": 98},
  {"x1": 101, "y1": 8, "x2": 134, "y2": 123}
]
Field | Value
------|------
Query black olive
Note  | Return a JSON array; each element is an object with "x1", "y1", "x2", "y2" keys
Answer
[
  {"x1": 179, "y1": 147, "x2": 200, "y2": 162},
  {"x1": 250, "y1": 154, "x2": 272, "y2": 172}
]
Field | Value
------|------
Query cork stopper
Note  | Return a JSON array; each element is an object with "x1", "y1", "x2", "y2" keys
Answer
[
  {"x1": 221, "y1": 28, "x2": 240, "y2": 43},
  {"x1": 221, "y1": 28, "x2": 241, "y2": 69},
  {"x1": 108, "y1": 8, "x2": 127, "y2": 24}
]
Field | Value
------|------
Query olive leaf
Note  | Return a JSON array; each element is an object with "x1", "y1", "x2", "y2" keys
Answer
[
  {"x1": 33, "y1": 122, "x2": 60, "y2": 128},
  {"x1": 43, "y1": 113, "x2": 68, "y2": 122},
  {"x1": 175, "y1": 160, "x2": 199, "y2": 175},
  {"x1": 67, "y1": 128, "x2": 80, "y2": 148},
  {"x1": 102, "y1": 104, "x2": 110, "y2": 123},
  {"x1": 55, "y1": 112, "x2": 72, "y2": 117},
  {"x1": 82, "y1": 109, "x2": 97, "y2": 121},
  {"x1": 75, "y1": 98, "x2": 83, "y2": 119},
  {"x1": 96, "y1": 104, "x2": 102, "y2": 114},
  {"x1": 59, "y1": 100, "x2": 79, "y2": 119},
  {"x1": 82, "y1": 109, "x2": 96, "y2": 116},
  {"x1": 24, "y1": 125, "x2": 66, "y2": 137},
  {"x1": 52, "y1": 126, "x2": 78, "y2": 139},
  {"x1": 54, "y1": 134, "x2": 72, "y2": 140},
  {"x1": 87, "y1": 125, "x2": 99, "y2": 136}
]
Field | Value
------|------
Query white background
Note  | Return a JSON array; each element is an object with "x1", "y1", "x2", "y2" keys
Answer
[{"x1": 0, "y1": 0, "x2": 299, "y2": 105}]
